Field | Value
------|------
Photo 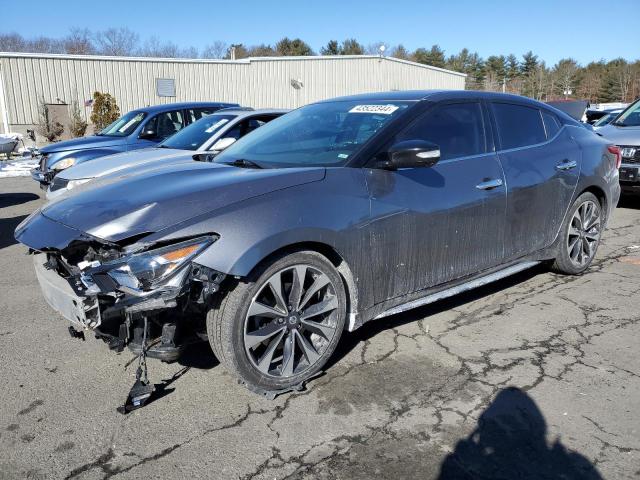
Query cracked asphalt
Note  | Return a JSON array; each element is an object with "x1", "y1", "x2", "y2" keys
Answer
[{"x1": 1, "y1": 177, "x2": 640, "y2": 479}]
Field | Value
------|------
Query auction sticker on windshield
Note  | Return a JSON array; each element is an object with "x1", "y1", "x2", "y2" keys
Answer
[{"x1": 349, "y1": 105, "x2": 399, "y2": 115}]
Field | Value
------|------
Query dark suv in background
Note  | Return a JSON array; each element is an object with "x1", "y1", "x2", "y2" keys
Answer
[
  {"x1": 16, "y1": 91, "x2": 621, "y2": 398},
  {"x1": 30, "y1": 101, "x2": 238, "y2": 188}
]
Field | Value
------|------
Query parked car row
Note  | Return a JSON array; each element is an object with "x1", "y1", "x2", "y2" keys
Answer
[
  {"x1": 46, "y1": 108, "x2": 288, "y2": 199},
  {"x1": 30, "y1": 101, "x2": 238, "y2": 189},
  {"x1": 15, "y1": 90, "x2": 622, "y2": 402}
]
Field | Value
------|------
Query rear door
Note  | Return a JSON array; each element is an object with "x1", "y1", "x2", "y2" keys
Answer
[
  {"x1": 367, "y1": 100, "x2": 507, "y2": 302},
  {"x1": 490, "y1": 102, "x2": 580, "y2": 259}
]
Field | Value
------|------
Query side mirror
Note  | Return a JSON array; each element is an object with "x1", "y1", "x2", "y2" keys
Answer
[
  {"x1": 139, "y1": 128, "x2": 156, "y2": 140},
  {"x1": 209, "y1": 137, "x2": 236, "y2": 152},
  {"x1": 377, "y1": 140, "x2": 441, "y2": 169}
]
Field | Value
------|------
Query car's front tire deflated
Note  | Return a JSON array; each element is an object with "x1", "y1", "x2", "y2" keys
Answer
[{"x1": 206, "y1": 250, "x2": 346, "y2": 395}]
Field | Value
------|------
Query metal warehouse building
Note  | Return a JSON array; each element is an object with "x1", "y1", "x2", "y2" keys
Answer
[{"x1": 0, "y1": 52, "x2": 466, "y2": 135}]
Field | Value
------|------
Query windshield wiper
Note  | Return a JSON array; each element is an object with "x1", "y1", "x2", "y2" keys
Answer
[
  {"x1": 222, "y1": 158, "x2": 264, "y2": 169},
  {"x1": 612, "y1": 121, "x2": 628, "y2": 127}
]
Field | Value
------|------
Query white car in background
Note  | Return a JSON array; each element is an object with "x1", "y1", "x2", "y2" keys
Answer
[{"x1": 46, "y1": 108, "x2": 288, "y2": 200}]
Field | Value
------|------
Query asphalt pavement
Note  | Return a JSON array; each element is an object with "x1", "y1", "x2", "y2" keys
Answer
[{"x1": 1, "y1": 177, "x2": 639, "y2": 479}]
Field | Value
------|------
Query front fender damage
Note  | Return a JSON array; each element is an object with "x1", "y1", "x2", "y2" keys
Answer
[{"x1": 18, "y1": 213, "x2": 228, "y2": 361}]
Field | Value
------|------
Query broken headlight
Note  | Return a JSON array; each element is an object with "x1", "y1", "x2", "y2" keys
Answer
[{"x1": 106, "y1": 236, "x2": 214, "y2": 292}]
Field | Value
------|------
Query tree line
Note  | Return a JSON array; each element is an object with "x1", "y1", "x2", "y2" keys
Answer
[{"x1": 2, "y1": 28, "x2": 639, "y2": 104}]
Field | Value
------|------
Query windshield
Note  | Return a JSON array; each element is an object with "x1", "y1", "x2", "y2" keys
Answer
[
  {"x1": 214, "y1": 100, "x2": 412, "y2": 168},
  {"x1": 159, "y1": 114, "x2": 236, "y2": 150},
  {"x1": 594, "y1": 112, "x2": 617, "y2": 127},
  {"x1": 614, "y1": 99, "x2": 640, "y2": 127},
  {"x1": 99, "y1": 111, "x2": 147, "y2": 137}
]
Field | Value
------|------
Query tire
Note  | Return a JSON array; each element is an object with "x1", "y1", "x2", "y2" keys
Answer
[
  {"x1": 207, "y1": 250, "x2": 347, "y2": 392},
  {"x1": 551, "y1": 192, "x2": 603, "y2": 275}
]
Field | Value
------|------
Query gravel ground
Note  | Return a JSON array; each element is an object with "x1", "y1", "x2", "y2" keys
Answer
[{"x1": 1, "y1": 177, "x2": 639, "y2": 480}]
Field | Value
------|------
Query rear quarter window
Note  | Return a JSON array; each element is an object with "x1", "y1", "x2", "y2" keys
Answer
[
  {"x1": 492, "y1": 103, "x2": 547, "y2": 150},
  {"x1": 542, "y1": 111, "x2": 561, "y2": 139}
]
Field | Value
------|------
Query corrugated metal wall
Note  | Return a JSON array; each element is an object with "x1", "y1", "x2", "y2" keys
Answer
[{"x1": 0, "y1": 53, "x2": 465, "y2": 127}]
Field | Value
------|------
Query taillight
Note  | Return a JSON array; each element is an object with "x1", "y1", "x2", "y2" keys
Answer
[{"x1": 608, "y1": 145, "x2": 621, "y2": 169}]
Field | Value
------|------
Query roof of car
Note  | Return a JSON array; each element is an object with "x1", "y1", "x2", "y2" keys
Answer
[
  {"x1": 213, "y1": 108, "x2": 290, "y2": 117},
  {"x1": 318, "y1": 89, "x2": 547, "y2": 106},
  {"x1": 131, "y1": 101, "x2": 239, "y2": 114},
  {"x1": 316, "y1": 90, "x2": 580, "y2": 125}
]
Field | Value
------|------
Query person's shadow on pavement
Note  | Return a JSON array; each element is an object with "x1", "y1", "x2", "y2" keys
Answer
[{"x1": 438, "y1": 386, "x2": 603, "y2": 480}]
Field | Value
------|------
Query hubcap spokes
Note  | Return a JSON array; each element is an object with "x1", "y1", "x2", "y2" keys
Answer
[
  {"x1": 567, "y1": 200, "x2": 601, "y2": 267},
  {"x1": 244, "y1": 265, "x2": 338, "y2": 378}
]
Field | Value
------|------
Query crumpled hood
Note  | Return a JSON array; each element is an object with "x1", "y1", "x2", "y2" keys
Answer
[
  {"x1": 40, "y1": 135, "x2": 127, "y2": 154},
  {"x1": 597, "y1": 124, "x2": 640, "y2": 145},
  {"x1": 41, "y1": 162, "x2": 326, "y2": 242},
  {"x1": 57, "y1": 147, "x2": 188, "y2": 180}
]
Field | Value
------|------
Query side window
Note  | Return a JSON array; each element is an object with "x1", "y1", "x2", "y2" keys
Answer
[
  {"x1": 492, "y1": 103, "x2": 546, "y2": 149},
  {"x1": 542, "y1": 111, "x2": 561, "y2": 139},
  {"x1": 222, "y1": 116, "x2": 279, "y2": 141},
  {"x1": 396, "y1": 102, "x2": 486, "y2": 160},
  {"x1": 187, "y1": 107, "x2": 217, "y2": 123},
  {"x1": 146, "y1": 110, "x2": 185, "y2": 140}
]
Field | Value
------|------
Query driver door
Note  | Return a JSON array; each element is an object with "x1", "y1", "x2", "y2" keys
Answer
[{"x1": 366, "y1": 101, "x2": 508, "y2": 303}]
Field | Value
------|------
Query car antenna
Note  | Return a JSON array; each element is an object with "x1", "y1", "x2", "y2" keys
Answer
[{"x1": 118, "y1": 316, "x2": 155, "y2": 414}]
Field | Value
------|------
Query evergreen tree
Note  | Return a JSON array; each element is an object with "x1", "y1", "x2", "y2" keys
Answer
[
  {"x1": 320, "y1": 40, "x2": 340, "y2": 55},
  {"x1": 339, "y1": 39, "x2": 364, "y2": 55},
  {"x1": 413, "y1": 45, "x2": 445, "y2": 68},
  {"x1": 275, "y1": 37, "x2": 314, "y2": 56}
]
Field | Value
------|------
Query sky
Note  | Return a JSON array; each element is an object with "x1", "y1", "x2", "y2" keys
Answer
[{"x1": 2, "y1": 0, "x2": 639, "y2": 65}]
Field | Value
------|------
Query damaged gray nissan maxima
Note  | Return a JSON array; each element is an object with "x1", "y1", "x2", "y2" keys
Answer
[{"x1": 15, "y1": 91, "x2": 621, "y2": 401}]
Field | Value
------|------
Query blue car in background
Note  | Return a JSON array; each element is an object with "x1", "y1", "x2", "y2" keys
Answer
[{"x1": 31, "y1": 101, "x2": 238, "y2": 188}]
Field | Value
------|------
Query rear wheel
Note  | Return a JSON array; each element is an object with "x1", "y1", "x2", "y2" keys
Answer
[
  {"x1": 551, "y1": 192, "x2": 603, "y2": 275},
  {"x1": 207, "y1": 251, "x2": 346, "y2": 392}
]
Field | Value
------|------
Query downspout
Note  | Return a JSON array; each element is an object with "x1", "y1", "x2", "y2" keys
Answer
[{"x1": 0, "y1": 64, "x2": 9, "y2": 134}]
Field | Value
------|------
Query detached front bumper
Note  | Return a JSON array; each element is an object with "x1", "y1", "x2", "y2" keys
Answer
[{"x1": 33, "y1": 254, "x2": 101, "y2": 328}]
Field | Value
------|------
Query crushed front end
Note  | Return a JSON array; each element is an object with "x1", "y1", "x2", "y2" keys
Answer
[{"x1": 16, "y1": 211, "x2": 225, "y2": 362}]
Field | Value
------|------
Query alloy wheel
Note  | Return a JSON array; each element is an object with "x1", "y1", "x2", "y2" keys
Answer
[
  {"x1": 243, "y1": 265, "x2": 340, "y2": 378},
  {"x1": 567, "y1": 200, "x2": 601, "y2": 268}
]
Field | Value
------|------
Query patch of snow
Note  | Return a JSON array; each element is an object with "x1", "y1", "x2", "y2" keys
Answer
[{"x1": 0, "y1": 158, "x2": 38, "y2": 178}]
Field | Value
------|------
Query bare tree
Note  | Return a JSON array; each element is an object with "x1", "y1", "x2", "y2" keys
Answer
[
  {"x1": 202, "y1": 41, "x2": 229, "y2": 59},
  {"x1": 28, "y1": 36, "x2": 64, "y2": 53},
  {"x1": 63, "y1": 28, "x2": 95, "y2": 55},
  {"x1": 95, "y1": 27, "x2": 139, "y2": 56},
  {"x1": 364, "y1": 42, "x2": 389, "y2": 55},
  {"x1": 552, "y1": 58, "x2": 579, "y2": 98},
  {"x1": 615, "y1": 60, "x2": 634, "y2": 102},
  {"x1": 139, "y1": 37, "x2": 181, "y2": 57},
  {"x1": 390, "y1": 45, "x2": 410, "y2": 60},
  {"x1": 0, "y1": 33, "x2": 26, "y2": 51},
  {"x1": 36, "y1": 97, "x2": 64, "y2": 142}
]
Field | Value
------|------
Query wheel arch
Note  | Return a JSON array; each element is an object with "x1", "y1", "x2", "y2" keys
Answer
[
  {"x1": 243, "y1": 241, "x2": 360, "y2": 323},
  {"x1": 578, "y1": 184, "x2": 608, "y2": 223}
]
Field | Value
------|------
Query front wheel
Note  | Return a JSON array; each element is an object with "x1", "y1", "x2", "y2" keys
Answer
[
  {"x1": 207, "y1": 250, "x2": 346, "y2": 393},
  {"x1": 551, "y1": 192, "x2": 603, "y2": 275}
]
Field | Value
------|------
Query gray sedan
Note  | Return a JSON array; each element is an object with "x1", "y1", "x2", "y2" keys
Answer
[
  {"x1": 15, "y1": 91, "x2": 620, "y2": 402},
  {"x1": 46, "y1": 108, "x2": 288, "y2": 199}
]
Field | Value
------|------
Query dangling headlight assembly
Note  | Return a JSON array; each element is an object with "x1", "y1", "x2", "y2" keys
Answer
[{"x1": 104, "y1": 236, "x2": 215, "y2": 294}]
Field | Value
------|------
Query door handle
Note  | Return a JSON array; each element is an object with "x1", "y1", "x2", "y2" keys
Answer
[
  {"x1": 476, "y1": 178, "x2": 503, "y2": 190},
  {"x1": 556, "y1": 159, "x2": 577, "y2": 171}
]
